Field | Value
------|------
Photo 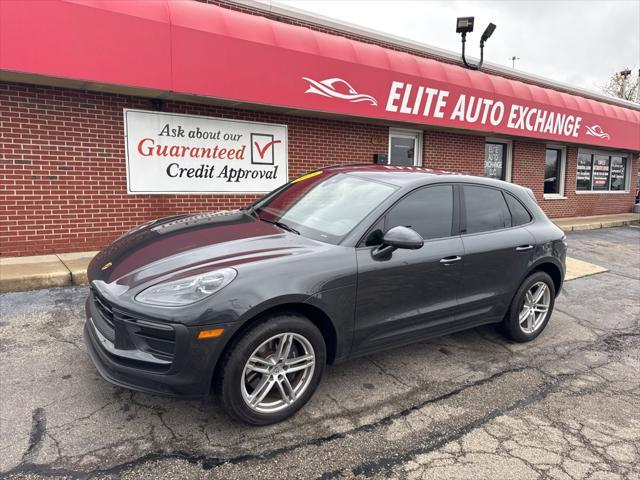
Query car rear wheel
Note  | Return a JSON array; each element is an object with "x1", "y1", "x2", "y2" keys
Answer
[
  {"x1": 502, "y1": 271, "x2": 556, "y2": 342},
  {"x1": 214, "y1": 314, "x2": 326, "y2": 425}
]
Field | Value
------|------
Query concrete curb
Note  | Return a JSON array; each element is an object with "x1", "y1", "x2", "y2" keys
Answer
[
  {"x1": 0, "y1": 252, "x2": 97, "y2": 293},
  {"x1": 555, "y1": 218, "x2": 640, "y2": 232}
]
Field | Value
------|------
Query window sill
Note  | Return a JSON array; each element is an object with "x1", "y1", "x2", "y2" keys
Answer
[
  {"x1": 575, "y1": 191, "x2": 630, "y2": 195},
  {"x1": 543, "y1": 194, "x2": 567, "y2": 200}
]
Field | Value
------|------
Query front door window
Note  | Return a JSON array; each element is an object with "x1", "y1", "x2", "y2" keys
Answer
[{"x1": 385, "y1": 185, "x2": 454, "y2": 240}]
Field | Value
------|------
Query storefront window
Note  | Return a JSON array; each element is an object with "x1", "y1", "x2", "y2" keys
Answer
[
  {"x1": 388, "y1": 129, "x2": 422, "y2": 166},
  {"x1": 484, "y1": 142, "x2": 507, "y2": 180},
  {"x1": 544, "y1": 148, "x2": 563, "y2": 195},
  {"x1": 610, "y1": 156, "x2": 627, "y2": 191},
  {"x1": 592, "y1": 155, "x2": 611, "y2": 190},
  {"x1": 575, "y1": 151, "x2": 629, "y2": 192},
  {"x1": 576, "y1": 153, "x2": 593, "y2": 191}
]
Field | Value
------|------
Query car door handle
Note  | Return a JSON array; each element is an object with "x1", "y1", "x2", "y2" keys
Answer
[
  {"x1": 515, "y1": 245, "x2": 534, "y2": 251},
  {"x1": 440, "y1": 255, "x2": 462, "y2": 264}
]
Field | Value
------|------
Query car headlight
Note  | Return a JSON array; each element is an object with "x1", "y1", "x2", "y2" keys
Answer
[{"x1": 135, "y1": 268, "x2": 237, "y2": 307}]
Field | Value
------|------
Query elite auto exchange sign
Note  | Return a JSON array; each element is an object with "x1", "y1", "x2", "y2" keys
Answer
[{"x1": 124, "y1": 109, "x2": 288, "y2": 193}]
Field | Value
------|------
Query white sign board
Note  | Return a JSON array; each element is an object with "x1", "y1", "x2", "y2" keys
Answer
[{"x1": 124, "y1": 109, "x2": 288, "y2": 193}]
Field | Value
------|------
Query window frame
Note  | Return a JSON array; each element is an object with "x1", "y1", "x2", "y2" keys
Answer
[
  {"x1": 575, "y1": 149, "x2": 631, "y2": 194},
  {"x1": 543, "y1": 144, "x2": 567, "y2": 199},
  {"x1": 484, "y1": 137, "x2": 512, "y2": 182},
  {"x1": 356, "y1": 183, "x2": 460, "y2": 247},
  {"x1": 459, "y1": 183, "x2": 533, "y2": 237},
  {"x1": 388, "y1": 128, "x2": 423, "y2": 167}
]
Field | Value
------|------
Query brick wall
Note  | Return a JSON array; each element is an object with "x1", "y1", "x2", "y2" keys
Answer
[
  {"x1": 0, "y1": 82, "x2": 389, "y2": 256},
  {"x1": 1, "y1": 81, "x2": 637, "y2": 257},
  {"x1": 511, "y1": 140, "x2": 638, "y2": 217},
  {"x1": 423, "y1": 131, "x2": 485, "y2": 176}
]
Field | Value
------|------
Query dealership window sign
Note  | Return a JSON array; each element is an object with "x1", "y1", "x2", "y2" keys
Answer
[{"x1": 124, "y1": 109, "x2": 288, "y2": 194}]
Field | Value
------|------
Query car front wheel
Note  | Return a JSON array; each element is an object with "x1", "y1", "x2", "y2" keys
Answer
[
  {"x1": 214, "y1": 314, "x2": 326, "y2": 425},
  {"x1": 502, "y1": 270, "x2": 556, "y2": 342}
]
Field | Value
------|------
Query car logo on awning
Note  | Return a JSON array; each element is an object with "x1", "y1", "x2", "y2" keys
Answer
[
  {"x1": 585, "y1": 124, "x2": 610, "y2": 140},
  {"x1": 303, "y1": 77, "x2": 378, "y2": 106}
]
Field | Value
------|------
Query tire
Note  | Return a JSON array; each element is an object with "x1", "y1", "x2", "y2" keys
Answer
[
  {"x1": 501, "y1": 271, "x2": 556, "y2": 343},
  {"x1": 214, "y1": 314, "x2": 326, "y2": 425}
]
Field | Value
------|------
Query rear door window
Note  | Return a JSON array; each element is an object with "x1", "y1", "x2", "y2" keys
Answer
[{"x1": 463, "y1": 185, "x2": 511, "y2": 234}]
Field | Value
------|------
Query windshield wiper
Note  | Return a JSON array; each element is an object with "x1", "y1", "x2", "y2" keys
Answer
[
  {"x1": 259, "y1": 218, "x2": 300, "y2": 235},
  {"x1": 242, "y1": 206, "x2": 259, "y2": 218}
]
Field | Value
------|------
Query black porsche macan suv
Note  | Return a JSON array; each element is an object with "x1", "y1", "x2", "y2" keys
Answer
[{"x1": 84, "y1": 165, "x2": 566, "y2": 424}]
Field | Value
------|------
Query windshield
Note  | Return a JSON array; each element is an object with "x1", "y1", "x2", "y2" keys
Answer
[{"x1": 253, "y1": 171, "x2": 397, "y2": 244}]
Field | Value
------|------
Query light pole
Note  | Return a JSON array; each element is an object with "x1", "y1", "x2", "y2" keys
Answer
[{"x1": 509, "y1": 56, "x2": 520, "y2": 68}]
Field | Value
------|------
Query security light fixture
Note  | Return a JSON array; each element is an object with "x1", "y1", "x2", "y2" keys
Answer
[
  {"x1": 456, "y1": 16, "x2": 496, "y2": 71},
  {"x1": 481, "y1": 23, "x2": 496, "y2": 43},
  {"x1": 456, "y1": 17, "x2": 475, "y2": 34}
]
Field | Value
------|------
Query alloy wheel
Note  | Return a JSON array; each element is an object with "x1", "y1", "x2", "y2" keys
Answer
[
  {"x1": 519, "y1": 281, "x2": 551, "y2": 334},
  {"x1": 240, "y1": 332, "x2": 316, "y2": 413}
]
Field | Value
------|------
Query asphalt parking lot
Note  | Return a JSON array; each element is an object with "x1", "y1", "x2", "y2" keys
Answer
[{"x1": 1, "y1": 226, "x2": 639, "y2": 480}]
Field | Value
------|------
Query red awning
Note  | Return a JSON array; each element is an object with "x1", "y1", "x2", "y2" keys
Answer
[{"x1": 1, "y1": 0, "x2": 639, "y2": 151}]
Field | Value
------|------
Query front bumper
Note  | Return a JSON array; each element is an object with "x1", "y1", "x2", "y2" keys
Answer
[{"x1": 83, "y1": 291, "x2": 230, "y2": 398}]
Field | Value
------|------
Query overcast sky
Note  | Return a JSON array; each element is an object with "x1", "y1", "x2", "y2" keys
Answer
[{"x1": 266, "y1": 0, "x2": 640, "y2": 94}]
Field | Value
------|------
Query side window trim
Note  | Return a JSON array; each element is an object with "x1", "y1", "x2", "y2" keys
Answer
[
  {"x1": 458, "y1": 183, "x2": 468, "y2": 235},
  {"x1": 357, "y1": 183, "x2": 458, "y2": 247},
  {"x1": 452, "y1": 184, "x2": 462, "y2": 236}
]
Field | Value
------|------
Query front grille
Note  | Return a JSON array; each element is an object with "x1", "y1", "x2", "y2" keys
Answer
[
  {"x1": 92, "y1": 307, "x2": 115, "y2": 342},
  {"x1": 90, "y1": 288, "x2": 176, "y2": 369},
  {"x1": 94, "y1": 294, "x2": 114, "y2": 327}
]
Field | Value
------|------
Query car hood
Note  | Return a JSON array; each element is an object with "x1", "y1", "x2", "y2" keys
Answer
[{"x1": 88, "y1": 210, "x2": 326, "y2": 289}]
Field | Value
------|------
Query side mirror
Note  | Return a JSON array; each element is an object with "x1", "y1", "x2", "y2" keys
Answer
[{"x1": 372, "y1": 226, "x2": 424, "y2": 259}]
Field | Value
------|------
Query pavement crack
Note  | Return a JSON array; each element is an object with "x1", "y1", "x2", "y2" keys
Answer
[
  {"x1": 332, "y1": 372, "x2": 569, "y2": 478},
  {"x1": 366, "y1": 357, "x2": 413, "y2": 389},
  {"x1": 157, "y1": 412, "x2": 178, "y2": 441},
  {"x1": 322, "y1": 325, "x2": 640, "y2": 479},
  {"x1": 21, "y1": 407, "x2": 47, "y2": 463},
  {"x1": 5, "y1": 325, "x2": 636, "y2": 479},
  {"x1": 605, "y1": 270, "x2": 640, "y2": 281},
  {"x1": 51, "y1": 400, "x2": 118, "y2": 432},
  {"x1": 2, "y1": 366, "x2": 530, "y2": 479},
  {"x1": 325, "y1": 393, "x2": 346, "y2": 413}
]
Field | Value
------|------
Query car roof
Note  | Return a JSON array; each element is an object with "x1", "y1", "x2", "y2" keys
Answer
[{"x1": 321, "y1": 164, "x2": 525, "y2": 192}]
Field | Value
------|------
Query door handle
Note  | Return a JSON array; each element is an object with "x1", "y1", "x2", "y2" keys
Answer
[
  {"x1": 440, "y1": 255, "x2": 462, "y2": 264},
  {"x1": 515, "y1": 245, "x2": 534, "y2": 251}
]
